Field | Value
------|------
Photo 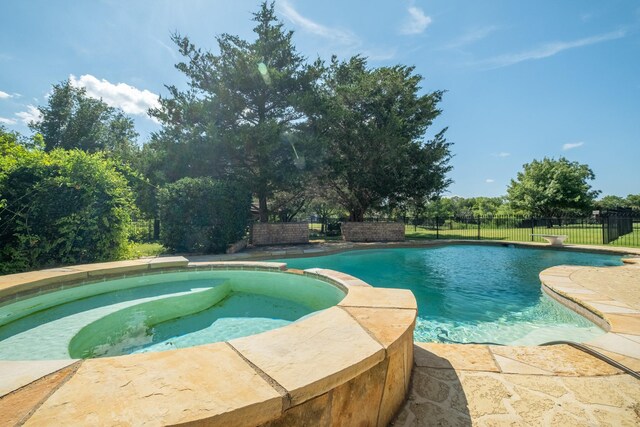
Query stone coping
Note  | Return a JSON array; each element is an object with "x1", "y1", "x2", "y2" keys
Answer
[
  {"x1": 0, "y1": 257, "x2": 190, "y2": 305},
  {"x1": 0, "y1": 260, "x2": 417, "y2": 426},
  {"x1": 540, "y1": 261, "x2": 640, "y2": 372}
]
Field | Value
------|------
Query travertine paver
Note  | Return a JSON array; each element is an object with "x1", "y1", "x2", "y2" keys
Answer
[
  {"x1": 414, "y1": 343, "x2": 499, "y2": 372},
  {"x1": 0, "y1": 363, "x2": 79, "y2": 427},
  {"x1": 229, "y1": 306, "x2": 385, "y2": 406},
  {"x1": 343, "y1": 306, "x2": 416, "y2": 350},
  {"x1": 0, "y1": 359, "x2": 78, "y2": 397},
  {"x1": 393, "y1": 344, "x2": 640, "y2": 426},
  {"x1": 338, "y1": 286, "x2": 417, "y2": 309},
  {"x1": 25, "y1": 343, "x2": 284, "y2": 426},
  {"x1": 489, "y1": 345, "x2": 621, "y2": 376},
  {"x1": 570, "y1": 267, "x2": 640, "y2": 309}
]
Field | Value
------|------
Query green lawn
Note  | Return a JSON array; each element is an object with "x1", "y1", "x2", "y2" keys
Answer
[
  {"x1": 404, "y1": 224, "x2": 640, "y2": 248},
  {"x1": 306, "y1": 222, "x2": 640, "y2": 247},
  {"x1": 129, "y1": 242, "x2": 167, "y2": 258}
]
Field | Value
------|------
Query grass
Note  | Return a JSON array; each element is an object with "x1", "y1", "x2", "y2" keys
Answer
[
  {"x1": 129, "y1": 242, "x2": 167, "y2": 258},
  {"x1": 307, "y1": 221, "x2": 639, "y2": 247},
  {"x1": 404, "y1": 224, "x2": 640, "y2": 248}
]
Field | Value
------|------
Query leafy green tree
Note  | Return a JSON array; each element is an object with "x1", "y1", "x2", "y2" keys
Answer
[
  {"x1": 30, "y1": 79, "x2": 139, "y2": 157},
  {"x1": 507, "y1": 157, "x2": 600, "y2": 221},
  {"x1": 626, "y1": 194, "x2": 640, "y2": 210},
  {"x1": 597, "y1": 195, "x2": 627, "y2": 210},
  {"x1": 471, "y1": 196, "x2": 507, "y2": 216},
  {"x1": 158, "y1": 178, "x2": 251, "y2": 253},
  {"x1": 308, "y1": 56, "x2": 452, "y2": 221},
  {"x1": 150, "y1": 1, "x2": 319, "y2": 221},
  {"x1": 0, "y1": 141, "x2": 135, "y2": 273}
]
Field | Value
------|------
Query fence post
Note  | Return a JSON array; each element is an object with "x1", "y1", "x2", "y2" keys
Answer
[
  {"x1": 477, "y1": 218, "x2": 481, "y2": 240},
  {"x1": 602, "y1": 214, "x2": 606, "y2": 245},
  {"x1": 530, "y1": 217, "x2": 534, "y2": 241},
  {"x1": 436, "y1": 216, "x2": 440, "y2": 240}
]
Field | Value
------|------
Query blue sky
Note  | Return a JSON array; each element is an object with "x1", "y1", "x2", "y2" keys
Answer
[{"x1": 1, "y1": 0, "x2": 639, "y2": 198}]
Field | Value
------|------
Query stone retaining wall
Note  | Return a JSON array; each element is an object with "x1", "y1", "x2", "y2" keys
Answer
[
  {"x1": 252, "y1": 223, "x2": 309, "y2": 245},
  {"x1": 342, "y1": 222, "x2": 405, "y2": 242}
]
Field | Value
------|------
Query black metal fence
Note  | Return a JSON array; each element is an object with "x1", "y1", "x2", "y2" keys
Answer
[
  {"x1": 601, "y1": 208, "x2": 635, "y2": 244},
  {"x1": 307, "y1": 211, "x2": 640, "y2": 247}
]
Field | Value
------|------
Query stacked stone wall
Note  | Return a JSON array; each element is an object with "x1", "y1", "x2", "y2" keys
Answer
[
  {"x1": 342, "y1": 222, "x2": 405, "y2": 242},
  {"x1": 251, "y1": 223, "x2": 309, "y2": 245}
]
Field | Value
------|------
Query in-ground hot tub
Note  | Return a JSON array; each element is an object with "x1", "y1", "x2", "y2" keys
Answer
[
  {"x1": 0, "y1": 258, "x2": 416, "y2": 426},
  {"x1": 0, "y1": 269, "x2": 345, "y2": 360}
]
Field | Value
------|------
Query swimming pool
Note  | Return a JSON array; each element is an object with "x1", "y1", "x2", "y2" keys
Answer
[
  {"x1": 0, "y1": 269, "x2": 345, "y2": 360},
  {"x1": 280, "y1": 245, "x2": 623, "y2": 345}
]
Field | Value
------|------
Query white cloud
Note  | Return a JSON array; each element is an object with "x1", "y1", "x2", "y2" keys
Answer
[
  {"x1": 442, "y1": 26, "x2": 497, "y2": 49},
  {"x1": 277, "y1": 1, "x2": 394, "y2": 61},
  {"x1": 562, "y1": 141, "x2": 584, "y2": 151},
  {"x1": 400, "y1": 6, "x2": 432, "y2": 35},
  {"x1": 497, "y1": 152, "x2": 510, "y2": 158},
  {"x1": 485, "y1": 179, "x2": 495, "y2": 183},
  {"x1": 0, "y1": 90, "x2": 13, "y2": 99},
  {"x1": 15, "y1": 105, "x2": 42, "y2": 124},
  {"x1": 278, "y1": 0, "x2": 358, "y2": 46},
  {"x1": 0, "y1": 117, "x2": 17, "y2": 125},
  {"x1": 69, "y1": 74, "x2": 160, "y2": 117},
  {"x1": 478, "y1": 29, "x2": 626, "y2": 69}
]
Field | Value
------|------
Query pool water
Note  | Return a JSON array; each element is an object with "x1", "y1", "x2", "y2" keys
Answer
[
  {"x1": 0, "y1": 270, "x2": 344, "y2": 360},
  {"x1": 280, "y1": 245, "x2": 623, "y2": 345}
]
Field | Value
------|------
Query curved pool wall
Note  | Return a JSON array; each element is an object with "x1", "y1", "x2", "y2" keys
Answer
[
  {"x1": 277, "y1": 244, "x2": 625, "y2": 345},
  {"x1": 0, "y1": 258, "x2": 417, "y2": 426},
  {"x1": 0, "y1": 269, "x2": 346, "y2": 360}
]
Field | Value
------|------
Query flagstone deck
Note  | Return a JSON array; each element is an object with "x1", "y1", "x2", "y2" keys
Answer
[{"x1": 392, "y1": 343, "x2": 640, "y2": 426}]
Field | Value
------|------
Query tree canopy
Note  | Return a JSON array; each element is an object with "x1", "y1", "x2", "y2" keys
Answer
[
  {"x1": 597, "y1": 194, "x2": 640, "y2": 211},
  {"x1": 31, "y1": 79, "x2": 139, "y2": 158},
  {"x1": 149, "y1": 1, "x2": 319, "y2": 221},
  {"x1": 0, "y1": 131, "x2": 135, "y2": 273},
  {"x1": 308, "y1": 56, "x2": 452, "y2": 221},
  {"x1": 507, "y1": 157, "x2": 600, "y2": 218}
]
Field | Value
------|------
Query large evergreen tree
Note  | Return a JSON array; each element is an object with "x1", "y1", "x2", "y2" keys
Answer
[
  {"x1": 150, "y1": 1, "x2": 319, "y2": 221},
  {"x1": 307, "y1": 56, "x2": 452, "y2": 221}
]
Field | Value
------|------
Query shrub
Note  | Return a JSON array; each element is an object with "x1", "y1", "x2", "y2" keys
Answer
[
  {"x1": 0, "y1": 146, "x2": 135, "y2": 273},
  {"x1": 158, "y1": 177, "x2": 251, "y2": 253}
]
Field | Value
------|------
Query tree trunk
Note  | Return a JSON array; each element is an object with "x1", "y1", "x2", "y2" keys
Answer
[
  {"x1": 349, "y1": 209, "x2": 364, "y2": 222},
  {"x1": 153, "y1": 218, "x2": 160, "y2": 240},
  {"x1": 258, "y1": 194, "x2": 268, "y2": 223}
]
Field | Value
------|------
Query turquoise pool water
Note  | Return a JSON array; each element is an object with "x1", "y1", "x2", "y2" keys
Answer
[
  {"x1": 0, "y1": 270, "x2": 345, "y2": 360},
  {"x1": 280, "y1": 245, "x2": 623, "y2": 345}
]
